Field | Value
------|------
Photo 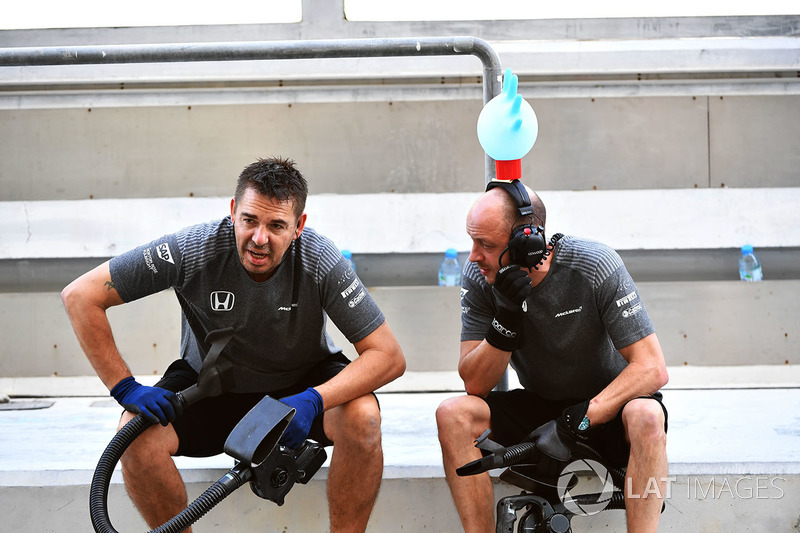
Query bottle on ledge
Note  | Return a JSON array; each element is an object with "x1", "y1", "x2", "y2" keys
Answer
[
  {"x1": 438, "y1": 248, "x2": 461, "y2": 287},
  {"x1": 738, "y1": 244, "x2": 763, "y2": 282}
]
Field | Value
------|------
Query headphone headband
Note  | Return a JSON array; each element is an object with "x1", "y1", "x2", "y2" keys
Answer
[{"x1": 485, "y1": 179, "x2": 534, "y2": 219}]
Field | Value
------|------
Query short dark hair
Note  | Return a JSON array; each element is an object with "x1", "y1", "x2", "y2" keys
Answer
[{"x1": 235, "y1": 157, "x2": 308, "y2": 219}]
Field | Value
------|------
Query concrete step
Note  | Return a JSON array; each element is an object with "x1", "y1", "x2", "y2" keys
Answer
[
  {"x1": 1, "y1": 389, "x2": 798, "y2": 531},
  {"x1": 3, "y1": 364, "x2": 800, "y2": 397},
  {"x1": 3, "y1": 189, "x2": 799, "y2": 260}
]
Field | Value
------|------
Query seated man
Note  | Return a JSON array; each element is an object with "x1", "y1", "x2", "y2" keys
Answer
[
  {"x1": 62, "y1": 157, "x2": 406, "y2": 533},
  {"x1": 436, "y1": 180, "x2": 668, "y2": 532}
]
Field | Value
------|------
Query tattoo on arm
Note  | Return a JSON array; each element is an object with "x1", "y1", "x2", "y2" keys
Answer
[{"x1": 104, "y1": 280, "x2": 116, "y2": 291}]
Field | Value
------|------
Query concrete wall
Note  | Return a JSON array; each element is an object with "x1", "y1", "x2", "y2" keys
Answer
[
  {"x1": 1, "y1": 1, "x2": 798, "y2": 379},
  {"x1": 2, "y1": 282, "x2": 797, "y2": 379},
  {"x1": 2, "y1": 95, "x2": 799, "y2": 202}
]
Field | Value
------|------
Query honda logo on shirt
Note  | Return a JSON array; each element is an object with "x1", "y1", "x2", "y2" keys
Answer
[{"x1": 210, "y1": 291, "x2": 235, "y2": 311}]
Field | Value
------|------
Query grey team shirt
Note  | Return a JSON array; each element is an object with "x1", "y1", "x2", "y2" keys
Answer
[
  {"x1": 460, "y1": 236, "x2": 655, "y2": 401},
  {"x1": 109, "y1": 217, "x2": 385, "y2": 393}
]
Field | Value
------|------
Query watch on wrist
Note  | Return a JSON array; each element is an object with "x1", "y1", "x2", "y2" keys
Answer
[{"x1": 577, "y1": 415, "x2": 591, "y2": 432}]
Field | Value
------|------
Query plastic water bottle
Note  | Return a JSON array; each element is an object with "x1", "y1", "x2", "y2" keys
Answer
[
  {"x1": 738, "y1": 244, "x2": 763, "y2": 281},
  {"x1": 438, "y1": 248, "x2": 461, "y2": 287},
  {"x1": 341, "y1": 249, "x2": 357, "y2": 274}
]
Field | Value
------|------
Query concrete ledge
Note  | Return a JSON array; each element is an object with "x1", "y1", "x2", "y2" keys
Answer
[
  {"x1": 3, "y1": 365, "x2": 800, "y2": 398},
  {"x1": 2, "y1": 188, "x2": 799, "y2": 259},
  {"x1": 2, "y1": 389, "x2": 799, "y2": 484},
  {"x1": 1, "y1": 389, "x2": 799, "y2": 531}
]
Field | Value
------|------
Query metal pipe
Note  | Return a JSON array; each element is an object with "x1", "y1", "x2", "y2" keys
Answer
[
  {"x1": 0, "y1": 36, "x2": 501, "y2": 180},
  {"x1": 0, "y1": 36, "x2": 499, "y2": 68}
]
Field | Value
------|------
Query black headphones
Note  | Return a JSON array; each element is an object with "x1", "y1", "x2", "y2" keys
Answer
[{"x1": 485, "y1": 179, "x2": 547, "y2": 270}]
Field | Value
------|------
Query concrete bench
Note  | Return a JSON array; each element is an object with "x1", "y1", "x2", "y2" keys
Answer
[{"x1": 1, "y1": 387, "x2": 798, "y2": 531}]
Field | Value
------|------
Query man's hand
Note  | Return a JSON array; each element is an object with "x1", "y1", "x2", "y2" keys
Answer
[
  {"x1": 279, "y1": 387, "x2": 324, "y2": 449},
  {"x1": 485, "y1": 264, "x2": 532, "y2": 352},
  {"x1": 110, "y1": 376, "x2": 182, "y2": 426}
]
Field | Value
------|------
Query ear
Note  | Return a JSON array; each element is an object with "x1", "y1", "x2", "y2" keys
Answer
[
  {"x1": 230, "y1": 198, "x2": 236, "y2": 221},
  {"x1": 294, "y1": 213, "x2": 307, "y2": 239}
]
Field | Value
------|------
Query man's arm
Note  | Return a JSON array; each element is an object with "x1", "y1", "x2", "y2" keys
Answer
[
  {"x1": 314, "y1": 320, "x2": 406, "y2": 410},
  {"x1": 61, "y1": 260, "x2": 132, "y2": 390},
  {"x1": 457, "y1": 339, "x2": 511, "y2": 398},
  {"x1": 585, "y1": 333, "x2": 669, "y2": 426}
]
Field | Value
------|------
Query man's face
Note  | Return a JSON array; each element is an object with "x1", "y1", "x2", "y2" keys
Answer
[
  {"x1": 230, "y1": 187, "x2": 306, "y2": 282},
  {"x1": 466, "y1": 197, "x2": 511, "y2": 285}
]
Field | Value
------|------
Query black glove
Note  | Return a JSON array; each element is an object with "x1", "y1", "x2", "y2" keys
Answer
[
  {"x1": 485, "y1": 264, "x2": 532, "y2": 352},
  {"x1": 557, "y1": 400, "x2": 594, "y2": 443}
]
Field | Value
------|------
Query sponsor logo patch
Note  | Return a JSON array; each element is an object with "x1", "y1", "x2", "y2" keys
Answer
[
  {"x1": 491, "y1": 318, "x2": 516, "y2": 338},
  {"x1": 156, "y1": 242, "x2": 174, "y2": 264},
  {"x1": 616, "y1": 291, "x2": 638, "y2": 308},
  {"x1": 554, "y1": 306, "x2": 582, "y2": 318},
  {"x1": 142, "y1": 248, "x2": 158, "y2": 274},
  {"x1": 622, "y1": 302, "x2": 643, "y2": 318},
  {"x1": 341, "y1": 279, "x2": 360, "y2": 299},
  {"x1": 210, "y1": 291, "x2": 235, "y2": 311},
  {"x1": 348, "y1": 289, "x2": 366, "y2": 308}
]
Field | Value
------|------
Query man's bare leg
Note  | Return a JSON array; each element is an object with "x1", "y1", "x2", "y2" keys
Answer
[
  {"x1": 622, "y1": 399, "x2": 668, "y2": 533},
  {"x1": 118, "y1": 412, "x2": 190, "y2": 532},
  {"x1": 436, "y1": 395, "x2": 496, "y2": 533},
  {"x1": 323, "y1": 394, "x2": 384, "y2": 533}
]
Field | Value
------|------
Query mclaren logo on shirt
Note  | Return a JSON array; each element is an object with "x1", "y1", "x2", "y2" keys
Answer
[{"x1": 210, "y1": 291, "x2": 235, "y2": 311}]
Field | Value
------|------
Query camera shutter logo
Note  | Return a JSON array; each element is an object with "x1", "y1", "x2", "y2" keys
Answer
[
  {"x1": 210, "y1": 291, "x2": 235, "y2": 311},
  {"x1": 556, "y1": 458, "x2": 615, "y2": 516}
]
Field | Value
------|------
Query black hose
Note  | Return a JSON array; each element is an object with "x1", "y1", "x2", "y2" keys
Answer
[
  {"x1": 90, "y1": 414, "x2": 153, "y2": 533},
  {"x1": 572, "y1": 489, "x2": 626, "y2": 510},
  {"x1": 500, "y1": 441, "x2": 539, "y2": 465},
  {"x1": 151, "y1": 464, "x2": 251, "y2": 533},
  {"x1": 89, "y1": 413, "x2": 249, "y2": 533}
]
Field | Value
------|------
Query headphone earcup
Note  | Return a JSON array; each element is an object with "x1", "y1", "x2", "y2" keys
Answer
[{"x1": 507, "y1": 225, "x2": 547, "y2": 268}]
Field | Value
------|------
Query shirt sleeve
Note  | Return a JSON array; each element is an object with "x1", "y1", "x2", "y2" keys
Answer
[
  {"x1": 595, "y1": 263, "x2": 656, "y2": 349},
  {"x1": 459, "y1": 262, "x2": 495, "y2": 342},
  {"x1": 318, "y1": 243, "x2": 385, "y2": 344},
  {"x1": 109, "y1": 233, "x2": 182, "y2": 303}
]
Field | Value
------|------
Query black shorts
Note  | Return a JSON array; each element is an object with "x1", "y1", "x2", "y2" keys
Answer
[
  {"x1": 155, "y1": 353, "x2": 352, "y2": 457},
  {"x1": 485, "y1": 389, "x2": 668, "y2": 468}
]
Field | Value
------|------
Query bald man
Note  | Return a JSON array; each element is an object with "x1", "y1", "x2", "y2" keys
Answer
[{"x1": 436, "y1": 182, "x2": 669, "y2": 532}]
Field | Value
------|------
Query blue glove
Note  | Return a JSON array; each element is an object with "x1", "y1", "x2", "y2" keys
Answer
[
  {"x1": 110, "y1": 376, "x2": 182, "y2": 426},
  {"x1": 278, "y1": 387, "x2": 324, "y2": 449}
]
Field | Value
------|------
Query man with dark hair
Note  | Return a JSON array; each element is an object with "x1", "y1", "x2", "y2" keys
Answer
[
  {"x1": 436, "y1": 182, "x2": 668, "y2": 532},
  {"x1": 62, "y1": 157, "x2": 406, "y2": 532}
]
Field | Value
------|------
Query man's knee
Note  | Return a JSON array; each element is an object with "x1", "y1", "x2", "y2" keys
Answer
[
  {"x1": 325, "y1": 394, "x2": 381, "y2": 448},
  {"x1": 118, "y1": 413, "x2": 179, "y2": 469},
  {"x1": 622, "y1": 399, "x2": 666, "y2": 447},
  {"x1": 436, "y1": 395, "x2": 490, "y2": 441}
]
